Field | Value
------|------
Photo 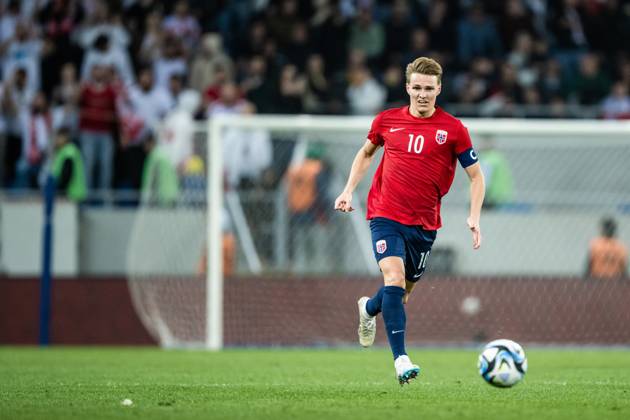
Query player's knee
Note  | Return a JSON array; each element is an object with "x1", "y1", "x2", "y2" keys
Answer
[{"x1": 383, "y1": 273, "x2": 405, "y2": 288}]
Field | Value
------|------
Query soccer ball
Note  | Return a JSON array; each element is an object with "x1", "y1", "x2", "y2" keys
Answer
[{"x1": 478, "y1": 339, "x2": 527, "y2": 387}]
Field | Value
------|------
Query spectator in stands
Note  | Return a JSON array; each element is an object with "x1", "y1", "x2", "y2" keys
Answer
[
  {"x1": 240, "y1": 56, "x2": 275, "y2": 114},
  {"x1": 2, "y1": 68, "x2": 35, "y2": 187},
  {"x1": 499, "y1": 0, "x2": 536, "y2": 50},
  {"x1": 51, "y1": 63, "x2": 80, "y2": 132},
  {"x1": 348, "y1": 6, "x2": 384, "y2": 67},
  {"x1": 303, "y1": 54, "x2": 330, "y2": 114},
  {"x1": 346, "y1": 65, "x2": 386, "y2": 115},
  {"x1": 152, "y1": 35, "x2": 187, "y2": 91},
  {"x1": 457, "y1": 3, "x2": 502, "y2": 64},
  {"x1": 205, "y1": 64, "x2": 233, "y2": 104},
  {"x1": 539, "y1": 59, "x2": 565, "y2": 102},
  {"x1": 567, "y1": 54, "x2": 611, "y2": 105},
  {"x1": 51, "y1": 126, "x2": 86, "y2": 202},
  {"x1": 128, "y1": 66, "x2": 172, "y2": 135},
  {"x1": 166, "y1": 73, "x2": 185, "y2": 111},
  {"x1": 401, "y1": 29, "x2": 431, "y2": 69},
  {"x1": 425, "y1": 0, "x2": 456, "y2": 54},
  {"x1": 80, "y1": 33, "x2": 135, "y2": 86},
  {"x1": 138, "y1": 10, "x2": 164, "y2": 65},
  {"x1": 189, "y1": 33, "x2": 233, "y2": 95},
  {"x1": 548, "y1": 0, "x2": 589, "y2": 76},
  {"x1": 586, "y1": 217, "x2": 628, "y2": 279},
  {"x1": 0, "y1": 1, "x2": 21, "y2": 48},
  {"x1": 383, "y1": 63, "x2": 407, "y2": 107},
  {"x1": 235, "y1": 19, "x2": 267, "y2": 63},
  {"x1": 2, "y1": 19, "x2": 43, "y2": 94},
  {"x1": 490, "y1": 63, "x2": 524, "y2": 107},
  {"x1": 159, "y1": 89, "x2": 200, "y2": 173},
  {"x1": 162, "y1": 0, "x2": 200, "y2": 54},
  {"x1": 207, "y1": 82, "x2": 248, "y2": 117},
  {"x1": 548, "y1": 96, "x2": 571, "y2": 119},
  {"x1": 77, "y1": 2, "x2": 129, "y2": 51},
  {"x1": 453, "y1": 58, "x2": 494, "y2": 105},
  {"x1": 78, "y1": 63, "x2": 118, "y2": 194},
  {"x1": 207, "y1": 86, "x2": 271, "y2": 189},
  {"x1": 37, "y1": 0, "x2": 84, "y2": 89},
  {"x1": 282, "y1": 21, "x2": 310, "y2": 71},
  {"x1": 14, "y1": 91, "x2": 52, "y2": 189},
  {"x1": 267, "y1": 0, "x2": 301, "y2": 50},
  {"x1": 384, "y1": 0, "x2": 413, "y2": 64},
  {"x1": 221, "y1": 102, "x2": 272, "y2": 190},
  {"x1": 310, "y1": 0, "x2": 349, "y2": 77},
  {"x1": 506, "y1": 32, "x2": 539, "y2": 90},
  {"x1": 277, "y1": 64, "x2": 306, "y2": 114},
  {"x1": 601, "y1": 82, "x2": 630, "y2": 120},
  {"x1": 124, "y1": 0, "x2": 162, "y2": 38}
]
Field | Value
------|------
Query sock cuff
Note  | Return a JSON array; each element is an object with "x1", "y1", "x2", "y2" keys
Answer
[{"x1": 383, "y1": 285, "x2": 405, "y2": 296}]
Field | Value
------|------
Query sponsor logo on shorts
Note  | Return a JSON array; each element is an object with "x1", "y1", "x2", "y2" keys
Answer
[
  {"x1": 376, "y1": 240, "x2": 387, "y2": 254},
  {"x1": 435, "y1": 129, "x2": 448, "y2": 144}
]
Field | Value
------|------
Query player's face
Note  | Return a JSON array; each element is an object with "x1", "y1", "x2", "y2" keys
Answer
[{"x1": 406, "y1": 73, "x2": 441, "y2": 117}]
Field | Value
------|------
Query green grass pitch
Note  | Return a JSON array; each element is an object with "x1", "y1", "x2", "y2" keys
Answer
[{"x1": 1, "y1": 347, "x2": 629, "y2": 420}]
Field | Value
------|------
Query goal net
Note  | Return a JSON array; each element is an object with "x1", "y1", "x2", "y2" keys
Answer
[{"x1": 127, "y1": 115, "x2": 630, "y2": 348}]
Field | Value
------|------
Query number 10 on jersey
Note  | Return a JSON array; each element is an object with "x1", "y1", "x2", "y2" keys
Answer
[{"x1": 407, "y1": 134, "x2": 425, "y2": 154}]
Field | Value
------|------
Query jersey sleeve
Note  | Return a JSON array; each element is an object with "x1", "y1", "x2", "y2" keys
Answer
[
  {"x1": 367, "y1": 112, "x2": 385, "y2": 146},
  {"x1": 455, "y1": 121, "x2": 473, "y2": 154},
  {"x1": 455, "y1": 121, "x2": 479, "y2": 168}
]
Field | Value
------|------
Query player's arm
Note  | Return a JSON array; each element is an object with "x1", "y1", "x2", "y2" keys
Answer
[
  {"x1": 464, "y1": 162, "x2": 485, "y2": 249},
  {"x1": 334, "y1": 139, "x2": 380, "y2": 212}
]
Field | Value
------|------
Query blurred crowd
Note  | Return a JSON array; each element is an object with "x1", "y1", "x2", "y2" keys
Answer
[{"x1": 1, "y1": 0, "x2": 630, "y2": 196}]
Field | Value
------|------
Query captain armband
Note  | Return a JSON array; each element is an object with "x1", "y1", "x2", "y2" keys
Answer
[{"x1": 457, "y1": 147, "x2": 479, "y2": 168}]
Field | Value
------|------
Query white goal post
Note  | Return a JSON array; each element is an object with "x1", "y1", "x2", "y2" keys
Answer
[{"x1": 205, "y1": 115, "x2": 630, "y2": 350}]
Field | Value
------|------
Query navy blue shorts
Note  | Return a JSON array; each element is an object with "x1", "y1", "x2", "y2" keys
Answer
[{"x1": 369, "y1": 217, "x2": 437, "y2": 282}]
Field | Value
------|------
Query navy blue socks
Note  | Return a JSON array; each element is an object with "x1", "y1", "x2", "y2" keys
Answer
[
  {"x1": 381, "y1": 286, "x2": 407, "y2": 359},
  {"x1": 365, "y1": 286, "x2": 385, "y2": 316}
]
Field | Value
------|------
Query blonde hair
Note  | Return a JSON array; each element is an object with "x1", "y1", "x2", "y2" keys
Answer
[{"x1": 405, "y1": 57, "x2": 442, "y2": 84}]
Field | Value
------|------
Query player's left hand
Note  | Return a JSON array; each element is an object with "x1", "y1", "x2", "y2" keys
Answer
[{"x1": 467, "y1": 217, "x2": 482, "y2": 249}]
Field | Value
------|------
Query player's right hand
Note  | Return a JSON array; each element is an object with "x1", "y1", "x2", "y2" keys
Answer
[{"x1": 334, "y1": 191, "x2": 354, "y2": 212}]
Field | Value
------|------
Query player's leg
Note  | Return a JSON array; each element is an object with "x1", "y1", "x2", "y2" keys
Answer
[
  {"x1": 379, "y1": 256, "x2": 420, "y2": 384},
  {"x1": 357, "y1": 218, "x2": 405, "y2": 347},
  {"x1": 401, "y1": 226, "x2": 437, "y2": 304},
  {"x1": 402, "y1": 280, "x2": 415, "y2": 305},
  {"x1": 365, "y1": 286, "x2": 385, "y2": 316},
  {"x1": 357, "y1": 286, "x2": 385, "y2": 347}
]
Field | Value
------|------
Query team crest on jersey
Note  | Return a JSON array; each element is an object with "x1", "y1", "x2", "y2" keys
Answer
[
  {"x1": 435, "y1": 129, "x2": 448, "y2": 144},
  {"x1": 376, "y1": 240, "x2": 387, "y2": 254}
]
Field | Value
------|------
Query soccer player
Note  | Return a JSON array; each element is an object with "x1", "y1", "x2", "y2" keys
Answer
[{"x1": 334, "y1": 57, "x2": 485, "y2": 385}]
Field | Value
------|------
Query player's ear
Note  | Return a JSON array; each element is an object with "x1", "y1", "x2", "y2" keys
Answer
[
  {"x1": 436, "y1": 82, "x2": 442, "y2": 96},
  {"x1": 405, "y1": 83, "x2": 411, "y2": 96}
]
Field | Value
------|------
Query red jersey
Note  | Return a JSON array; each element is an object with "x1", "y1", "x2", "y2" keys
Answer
[
  {"x1": 366, "y1": 106, "x2": 474, "y2": 230},
  {"x1": 78, "y1": 83, "x2": 117, "y2": 133}
]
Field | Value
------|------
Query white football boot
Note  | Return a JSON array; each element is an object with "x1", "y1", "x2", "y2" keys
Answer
[
  {"x1": 395, "y1": 355, "x2": 420, "y2": 385},
  {"x1": 357, "y1": 297, "x2": 376, "y2": 347}
]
